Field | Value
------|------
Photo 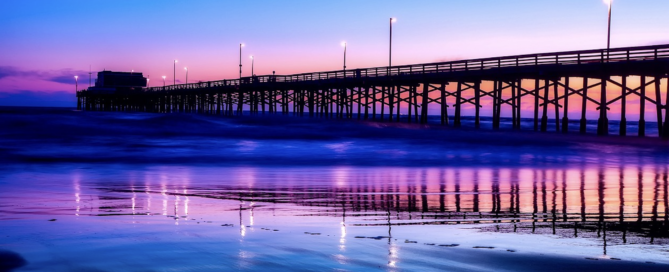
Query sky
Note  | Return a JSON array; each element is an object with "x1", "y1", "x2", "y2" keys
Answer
[{"x1": 1, "y1": 0, "x2": 668, "y2": 107}]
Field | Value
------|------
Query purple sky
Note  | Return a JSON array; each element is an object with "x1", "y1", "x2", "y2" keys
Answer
[{"x1": 1, "y1": 0, "x2": 668, "y2": 107}]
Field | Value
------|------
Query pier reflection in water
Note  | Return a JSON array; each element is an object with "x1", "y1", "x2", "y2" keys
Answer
[{"x1": 92, "y1": 165, "x2": 669, "y2": 248}]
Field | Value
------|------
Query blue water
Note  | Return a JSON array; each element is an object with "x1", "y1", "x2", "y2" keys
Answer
[{"x1": 1, "y1": 106, "x2": 668, "y2": 271}]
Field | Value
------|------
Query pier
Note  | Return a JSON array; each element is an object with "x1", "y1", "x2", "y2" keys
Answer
[{"x1": 77, "y1": 44, "x2": 669, "y2": 137}]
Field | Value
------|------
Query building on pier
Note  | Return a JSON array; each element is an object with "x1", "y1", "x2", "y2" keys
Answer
[{"x1": 86, "y1": 71, "x2": 147, "y2": 93}]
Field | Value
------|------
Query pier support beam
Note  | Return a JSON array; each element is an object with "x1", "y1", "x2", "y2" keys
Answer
[
  {"x1": 562, "y1": 77, "x2": 570, "y2": 133},
  {"x1": 664, "y1": 78, "x2": 669, "y2": 138},
  {"x1": 541, "y1": 79, "x2": 549, "y2": 132},
  {"x1": 421, "y1": 83, "x2": 429, "y2": 124},
  {"x1": 554, "y1": 79, "x2": 561, "y2": 132},
  {"x1": 580, "y1": 77, "x2": 589, "y2": 134},
  {"x1": 639, "y1": 76, "x2": 646, "y2": 137},
  {"x1": 475, "y1": 81, "x2": 481, "y2": 129},
  {"x1": 654, "y1": 76, "x2": 664, "y2": 136},
  {"x1": 620, "y1": 76, "x2": 627, "y2": 136},
  {"x1": 534, "y1": 79, "x2": 540, "y2": 131},
  {"x1": 597, "y1": 77, "x2": 609, "y2": 136},
  {"x1": 454, "y1": 82, "x2": 462, "y2": 127}
]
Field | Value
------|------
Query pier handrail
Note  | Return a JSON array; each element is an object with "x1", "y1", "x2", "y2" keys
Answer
[{"x1": 139, "y1": 44, "x2": 669, "y2": 92}]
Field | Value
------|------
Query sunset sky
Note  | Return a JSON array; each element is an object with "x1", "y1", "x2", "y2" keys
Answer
[{"x1": 1, "y1": 0, "x2": 668, "y2": 107}]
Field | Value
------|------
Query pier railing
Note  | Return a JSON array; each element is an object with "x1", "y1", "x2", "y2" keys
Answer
[{"x1": 145, "y1": 44, "x2": 669, "y2": 92}]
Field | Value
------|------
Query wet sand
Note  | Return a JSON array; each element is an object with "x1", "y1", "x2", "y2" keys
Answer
[{"x1": 1, "y1": 107, "x2": 668, "y2": 271}]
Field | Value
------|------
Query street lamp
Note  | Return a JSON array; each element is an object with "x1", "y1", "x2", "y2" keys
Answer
[
  {"x1": 184, "y1": 67, "x2": 188, "y2": 84},
  {"x1": 341, "y1": 41, "x2": 347, "y2": 71},
  {"x1": 239, "y1": 43, "x2": 245, "y2": 79},
  {"x1": 603, "y1": 0, "x2": 613, "y2": 60},
  {"x1": 74, "y1": 75, "x2": 78, "y2": 92},
  {"x1": 162, "y1": 76, "x2": 166, "y2": 87},
  {"x1": 250, "y1": 55, "x2": 254, "y2": 76},
  {"x1": 389, "y1": 17, "x2": 397, "y2": 68},
  {"x1": 147, "y1": 76, "x2": 150, "y2": 88},
  {"x1": 173, "y1": 60, "x2": 178, "y2": 85}
]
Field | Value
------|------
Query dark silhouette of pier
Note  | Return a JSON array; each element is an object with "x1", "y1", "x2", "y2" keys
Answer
[{"x1": 77, "y1": 44, "x2": 669, "y2": 137}]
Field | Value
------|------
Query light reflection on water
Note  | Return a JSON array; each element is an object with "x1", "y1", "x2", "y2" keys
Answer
[
  {"x1": 1, "y1": 164, "x2": 669, "y2": 270},
  {"x1": 17, "y1": 165, "x2": 668, "y2": 242}
]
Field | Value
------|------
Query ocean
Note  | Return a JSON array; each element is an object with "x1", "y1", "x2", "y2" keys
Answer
[{"x1": 1, "y1": 106, "x2": 668, "y2": 271}]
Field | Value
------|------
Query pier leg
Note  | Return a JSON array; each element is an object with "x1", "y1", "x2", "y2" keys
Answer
[
  {"x1": 580, "y1": 77, "x2": 589, "y2": 134},
  {"x1": 309, "y1": 89, "x2": 315, "y2": 117},
  {"x1": 413, "y1": 85, "x2": 419, "y2": 123},
  {"x1": 496, "y1": 81, "x2": 503, "y2": 129},
  {"x1": 639, "y1": 76, "x2": 646, "y2": 137},
  {"x1": 664, "y1": 78, "x2": 669, "y2": 138},
  {"x1": 654, "y1": 77, "x2": 664, "y2": 136},
  {"x1": 534, "y1": 79, "x2": 540, "y2": 131},
  {"x1": 261, "y1": 90, "x2": 266, "y2": 114},
  {"x1": 455, "y1": 82, "x2": 462, "y2": 127},
  {"x1": 516, "y1": 79, "x2": 522, "y2": 129},
  {"x1": 492, "y1": 81, "x2": 500, "y2": 129},
  {"x1": 475, "y1": 81, "x2": 481, "y2": 129},
  {"x1": 620, "y1": 76, "x2": 627, "y2": 136},
  {"x1": 372, "y1": 87, "x2": 377, "y2": 120},
  {"x1": 562, "y1": 77, "x2": 569, "y2": 133},
  {"x1": 397, "y1": 86, "x2": 402, "y2": 122},
  {"x1": 328, "y1": 89, "x2": 333, "y2": 118},
  {"x1": 421, "y1": 83, "x2": 429, "y2": 124},
  {"x1": 365, "y1": 86, "x2": 370, "y2": 120},
  {"x1": 554, "y1": 79, "x2": 561, "y2": 132},
  {"x1": 397, "y1": 86, "x2": 413, "y2": 123},
  {"x1": 357, "y1": 88, "x2": 362, "y2": 120},
  {"x1": 511, "y1": 81, "x2": 517, "y2": 129},
  {"x1": 237, "y1": 89, "x2": 244, "y2": 116},
  {"x1": 380, "y1": 86, "x2": 386, "y2": 121},
  {"x1": 441, "y1": 83, "x2": 448, "y2": 126},
  {"x1": 597, "y1": 77, "x2": 609, "y2": 136},
  {"x1": 389, "y1": 86, "x2": 395, "y2": 122},
  {"x1": 541, "y1": 79, "x2": 549, "y2": 132}
]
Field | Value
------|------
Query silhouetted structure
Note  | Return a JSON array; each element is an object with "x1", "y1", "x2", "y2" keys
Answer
[
  {"x1": 85, "y1": 71, "x2": 147, "y2": 93},
  {"x1": 77, "y1": 45, "x2": 669, "y2": 137}
]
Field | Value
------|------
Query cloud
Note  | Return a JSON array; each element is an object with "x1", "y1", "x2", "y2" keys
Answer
[
  {"x1": 0, "y1": 66, "x2": 92, "y2": 84},
  {"x1": 0, "y1": 66, "x2": 42, "y2": 80}
]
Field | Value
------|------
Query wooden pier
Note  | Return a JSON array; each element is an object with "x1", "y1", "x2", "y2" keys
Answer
[{"x1": 77, "y1": 44, "x2": 669, "y2": 137}]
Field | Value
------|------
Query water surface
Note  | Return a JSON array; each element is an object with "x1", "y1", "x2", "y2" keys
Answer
[{"x1": 0, "y1": 107, "x2": 668, "y2": 271}]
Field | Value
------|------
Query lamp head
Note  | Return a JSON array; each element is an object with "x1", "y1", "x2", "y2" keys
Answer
[
  {"x1": 162, "y1": 76, "x2": 166, "y2": 79},
  {"x1": 174, "y1": 60, "x2": 178, "y2": 63},
  {"x1": 341, "y1": 41, "x2": 347, "y2": 47},
  {"x1": 184, "y1": 67, "x2": 188, "y2": 71},
  {"x1": 74, "y1": 75, "x2": 78, "y2": 80},
  {"x1": 240, "y1": 43, "x2": 245, "y2": 47},
  {"x1": 603, "y1": 0, "x2": 611, "y2": 8},
  {"x1": 391, "y1": 17, "x2": 397, "y2": 23},
  {"x1": 250, "y1": 55, "x2": 254, "y2": 60}
]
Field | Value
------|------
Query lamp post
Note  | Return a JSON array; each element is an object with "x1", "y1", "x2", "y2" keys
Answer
[
  {"x1": 162, "y1": 76, "x2": 166, "y2": 87},
  {"x1": 147, "y1": 76, "x2": 150, "y2": 88},
  {"x1": 74, "y1": 75, "x2": 78, "y2": 92},
  {"x1": 173, "y1": 60, "x2": 178, "y2": 85},
  {"x1": 341, "y1": 41, "x2": 347, "y2": 71},
  {"x1": 239, "y1": 43, "x2": 245, "y2": 79},
  {"x1": 389, "y1": 17, "x2": 397, "y2": 69},
  {"x1": 605, "y1": 0, "x2": 612, "y2": 52},
  {"x1": 250, "y1": 55, "x2": 254, "y2": 76},
  {"x1": 184, "y1": 67, "x2": 188, "y2": 84}
]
